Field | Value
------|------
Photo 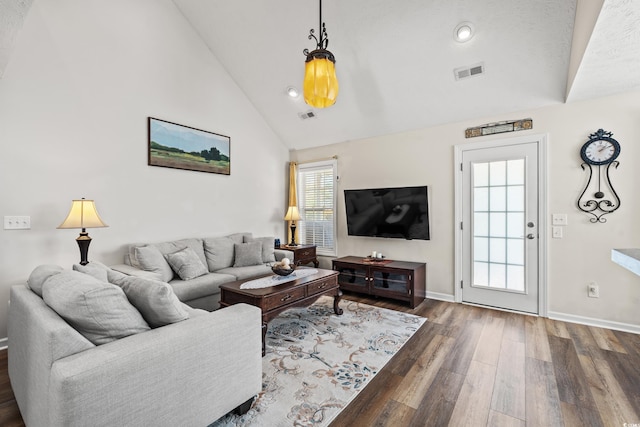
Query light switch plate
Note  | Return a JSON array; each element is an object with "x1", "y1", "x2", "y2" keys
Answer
[
  {"x1": 552, "y1": 214, "x2": 568, "y2": 226},
  {"x1": 552, "y1": 226, "x2": 563, "y2": 239},
  {"x1": 4, "y1": 216, "x2": 31, "y2": 230}
]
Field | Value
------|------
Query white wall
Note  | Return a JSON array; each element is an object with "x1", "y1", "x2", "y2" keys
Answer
[
  {"x1": 0, "y1": 0, "x2": 290, "y2": 337},
  {"x1": 292, "y1": 91, "x2": 640, "y2": 329}
]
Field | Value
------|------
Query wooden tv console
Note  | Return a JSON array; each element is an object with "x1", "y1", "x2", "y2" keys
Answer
[{"x1": 332, "y1": 256, "x2": 426, "y2": 308}]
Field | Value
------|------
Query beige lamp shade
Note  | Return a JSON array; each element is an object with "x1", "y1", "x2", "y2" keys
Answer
[
  {"x1": 284, "y1": 206, "x2": 302, "y2": 222},
  {"x1": 58, "y1": 199, "x2": 108, "y2": 230}
]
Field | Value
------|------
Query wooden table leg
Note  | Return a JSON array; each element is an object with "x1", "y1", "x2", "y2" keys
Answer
[
  {"x1": 333, "y1": 289, "x2": 343, "y2": 315},
  {"x1": 261, "y1": 321, "x2": 267, "y2": 356}
]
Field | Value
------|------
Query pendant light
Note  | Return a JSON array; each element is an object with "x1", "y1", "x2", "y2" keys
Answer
[{"x1": 303, "y1": 0, "x2": 339, "y2": 108}]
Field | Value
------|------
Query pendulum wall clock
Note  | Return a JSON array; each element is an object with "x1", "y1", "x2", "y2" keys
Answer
[{"x1": 577, "y1": 129, "x2": 621, "y2": 223}]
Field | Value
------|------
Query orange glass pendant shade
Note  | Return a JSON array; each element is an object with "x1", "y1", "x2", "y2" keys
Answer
[{"x1": 304, "y1": 49, "x2": 339, "y2": 108}]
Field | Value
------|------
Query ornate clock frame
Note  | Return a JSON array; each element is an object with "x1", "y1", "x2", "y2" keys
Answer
[{"x1": 577, "y1": 129, "x2": 621, "y2": 223}]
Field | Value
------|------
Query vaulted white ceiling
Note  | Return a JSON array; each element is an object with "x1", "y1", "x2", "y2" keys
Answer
[
  {"x1": 171, "y1": 0, "x2": 640, "y2": 150},
  {"x1": 2, "y1": 0, "x2": 639, "y2": 150}
]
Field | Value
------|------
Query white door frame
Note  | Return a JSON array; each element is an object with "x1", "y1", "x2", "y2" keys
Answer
[{"x1": 454, "y1": 133, "x2": 548, "y2": 316}]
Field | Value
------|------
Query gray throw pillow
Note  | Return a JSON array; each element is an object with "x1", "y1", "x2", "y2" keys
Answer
[
  {"x1": 108, "y1": 273, "x2": 189, "y2": 328},
  {"x1": 42, "y1": 271, "x2": 150, "y2": 345},
  {"x1": 27, "y1": 264, "x2": 64, "y2": 297},
  {"x1": 135, "y1": 245, "x2": 174, "y2": 282},
  {"x1": 72, "y1": 261, "x2": 110, "y2": 282},
  {"x1": 233, "y1": 242, "x2": 263, "y2": 267},
  {"x1": 203, "y1": 237, "x2": 235, "y2": 271},
  {"x1": 164, "y1": 247, "x2": 208, "y2": 281},
  {"x1": 245, "y1": 236, "x2": 276, "y2": 263}
]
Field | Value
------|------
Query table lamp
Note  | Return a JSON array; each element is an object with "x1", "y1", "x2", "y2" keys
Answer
[
  {"x1": 284, "y1": 206, "x2": 301, "y2": 246},
  {"x1": 57, "y1": 198, "x2": 108, "y2": 265}
]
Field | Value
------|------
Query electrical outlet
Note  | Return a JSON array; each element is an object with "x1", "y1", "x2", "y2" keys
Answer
[
  {"x1": 588, "y1": 282, "x2": 599, "y2": 298},
  {"x1": 552, "y1": 226, "x2": 563, "y2": 238}
]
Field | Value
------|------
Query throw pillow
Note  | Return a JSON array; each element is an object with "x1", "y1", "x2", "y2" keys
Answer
[
  {"x1": 135, "y1": 245, "x2": 174, "y2": 282},
  {"x1": 233, "y1": 241, "x2": 263, "y2": 267},
  {"x1": 203, "y1": 237, "x2": 235, "y2": 271},
  {"x1": 72, "y1": 261, "x2": 110, "y2": 282},
  {"x1": 108, "y1": 274, "x2": 189, "y2": 328},
  {"x1": 164, "y1": 247, "x2": 208, "y2": 281},
  {"x1": 42, "y1": 271, "x2": 150, "y2": 345},
  {"x1": 27, "y1": 264, "x2": 64, "y2": 297},
  {"x1": 245, "y1": 236, "x2": 276, "y2": 263}
]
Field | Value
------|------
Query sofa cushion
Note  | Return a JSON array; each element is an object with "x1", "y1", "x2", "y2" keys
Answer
[
  {"x1": 135, "y1": 245, "x2": 174, "y2": 282},
  {"x1": 164, "y1": 247, "x2": 209, "y2": 281},
  {"x1": 154, "y1": 238, "x2": 207, "y2": 267},
  {"x1": 108, "y1": 273, "x2": 189, "y2": 328},
  {"x1": 203, "y1": 237, "x2": 235, "y2": 271},
  {"x1": 42, "y1": 271, "x2": 150, "y2": 345},
  {"x1": 169, "y1": 272, "x2": 236, "y2": 302},
  {"x1": 245, "y1": 236, "x2": 276, "y2": 263},
  {"x1": 233, "y1": 242, "x2": 263, "y2": 267},
  {"x1": 27, "y1": 264, "x2": 64, "y2": 297},
  {"x1": 227, "y1": 232, "x2": 252, "y2": 244},
  {"x1": 72, "y1": 261, "x2": 111, "y2": 282}
]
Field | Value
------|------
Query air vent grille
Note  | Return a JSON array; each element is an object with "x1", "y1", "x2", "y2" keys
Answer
[
  {"x1": 454, "y1": 62, "x2": 485, "y2": 81},
  {"x1": 298, "y1": 111, "x2": 316, "y2": 120}
]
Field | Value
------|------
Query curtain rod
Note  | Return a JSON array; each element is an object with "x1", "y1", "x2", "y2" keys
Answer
[{"x1": 292, "y1": 155, "x2": 338, "y2": 165}]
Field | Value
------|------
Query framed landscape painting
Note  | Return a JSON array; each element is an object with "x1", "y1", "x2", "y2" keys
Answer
[{"x1": 148, "y1": 117, "x2": 230, "y2": 175}]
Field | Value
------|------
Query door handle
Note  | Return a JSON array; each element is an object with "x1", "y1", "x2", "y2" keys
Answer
[{"x1": 526, "y1": 233, "x2": 535, "y2": 240}]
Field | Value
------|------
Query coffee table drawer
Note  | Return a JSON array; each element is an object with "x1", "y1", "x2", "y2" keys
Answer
[
  {"x1": 263, "y1": 286, "x2": 306, "y2": 311},
  {"x1": 307, "y1": 277, "x2": 337, "y2": 296}
]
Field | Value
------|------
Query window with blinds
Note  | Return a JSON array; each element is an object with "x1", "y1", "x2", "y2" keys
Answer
[{"x1": 297, "y1": 159, "x2": 337, "y2": 256}]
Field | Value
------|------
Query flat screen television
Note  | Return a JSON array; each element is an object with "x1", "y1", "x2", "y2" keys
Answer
[{"x1": 344, "y1": 186, "x2": 430, "y2": 240}]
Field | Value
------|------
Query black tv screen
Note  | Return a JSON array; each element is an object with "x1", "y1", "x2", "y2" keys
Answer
[{"x1": 344, "y1": 186, "x2": 430, "y2": 240}]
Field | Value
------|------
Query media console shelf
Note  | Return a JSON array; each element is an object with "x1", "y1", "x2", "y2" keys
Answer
[{"x1": 332, "y1": 256, "x2": 426, "y2": 308}]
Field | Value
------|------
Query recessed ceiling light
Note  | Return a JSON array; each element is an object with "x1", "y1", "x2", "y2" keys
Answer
[
  {"x1": 454, "y1": 22, "x2": 474, "y2": 43},
  {"x1": 286, "y1": 86, "x2": 300, "y2": 98}
]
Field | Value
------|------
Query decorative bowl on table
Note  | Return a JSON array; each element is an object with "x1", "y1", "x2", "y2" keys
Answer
[{"x1": 271, "y1": 264, "x2": 296, "y2": 276}]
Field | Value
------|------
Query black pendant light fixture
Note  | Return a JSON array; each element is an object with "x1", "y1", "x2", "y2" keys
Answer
[{"x1": 302, "y1": 0, "x2": 339, "y2": 108}]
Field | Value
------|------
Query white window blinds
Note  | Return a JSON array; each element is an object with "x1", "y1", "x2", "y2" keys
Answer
[{"x1": 297, "y1": 160, "x2": 337, "y2": 256}]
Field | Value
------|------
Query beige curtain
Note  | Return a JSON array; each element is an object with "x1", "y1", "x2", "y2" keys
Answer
[{"x1": 287, "y1": 162, "x2": 298, "y2": 244}]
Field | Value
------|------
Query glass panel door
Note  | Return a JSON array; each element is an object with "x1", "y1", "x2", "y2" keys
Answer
[
  {"x1": 461, "y1": 141, "x2": 539, "y2": 314},
  {"x1": 371, "y1": 269, "x2": 408, "y2": 293},
  {"x1": 473, "y1": 159, "x2": 525, "y2": 292}
]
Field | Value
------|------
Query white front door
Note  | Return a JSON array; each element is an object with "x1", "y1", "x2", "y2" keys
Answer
[{"x1": 459, "y1": 139, "x2": 542, "y2": 314}]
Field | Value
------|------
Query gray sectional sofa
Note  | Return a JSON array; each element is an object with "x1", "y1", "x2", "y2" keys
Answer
[
  {"x1": 8, "y1": 262, "x2": 262, "y2": 427},
  {"x1": 111, "y1": 232, "x2": 293, "y2": 311}
]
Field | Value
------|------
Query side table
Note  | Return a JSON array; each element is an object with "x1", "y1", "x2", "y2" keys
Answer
[{"x1": 278, "y1": 244, "x2": 319, "y2": 267}]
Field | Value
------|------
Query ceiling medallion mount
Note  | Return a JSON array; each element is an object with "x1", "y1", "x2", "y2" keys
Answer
[{"x1": 302, "y1": 0, "x2": 339, "y2": 108}]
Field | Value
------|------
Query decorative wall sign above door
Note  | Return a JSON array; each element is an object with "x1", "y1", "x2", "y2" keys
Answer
[
  {"x1": 465, "y1": 118, "x2": 532, "y2": 138},
  {"x1": 577, "y1": 129, "x2": 621, "y2": 223}
]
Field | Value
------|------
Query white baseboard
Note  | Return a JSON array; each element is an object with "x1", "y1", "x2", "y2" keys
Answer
[
  {"x1": 548, "y1": 311, "x2": 640, "y2": 335},
  {"x1": 0, "y1": 337, "x2": 7, "y2": 351},
  {"x1": 426, "y1": 291, "x2": 455, "y2": 302}
]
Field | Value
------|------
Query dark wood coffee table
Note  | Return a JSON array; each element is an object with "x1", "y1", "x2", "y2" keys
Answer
[{"x1": 219, "y1": 269, "x2": 342, "y2": 356}]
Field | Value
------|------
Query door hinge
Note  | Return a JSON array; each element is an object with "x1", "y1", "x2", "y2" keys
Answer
[
  {"x1": 460, "y1": 280, "x2": 463, "y2": 288},
  {"x1": 460, "y1": 163, "x2": 463, "y2": 171},
  {"x1": 460, "y1": 221, "x2": 463, "y2": 230}
]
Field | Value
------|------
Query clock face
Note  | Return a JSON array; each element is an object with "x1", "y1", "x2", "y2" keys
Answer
[{"x1": 580, "y1": 137, "x2": 620, "y2": 165}]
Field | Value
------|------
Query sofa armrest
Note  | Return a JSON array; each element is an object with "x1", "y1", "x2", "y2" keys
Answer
[
  {"x1": 48, "y1": 303, "x2": 262, "y2": 427},
  {"x1": 110, "y1": 263, "x2": 163, "y2": 280}
]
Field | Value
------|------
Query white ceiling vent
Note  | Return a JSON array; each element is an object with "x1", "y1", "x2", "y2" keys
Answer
[
  {"x1": 454, "y1": 62, "x2": 485, "y2": 81},
  {"x1": 298, "y1": 111, "x2": 317, "y2": 120}
]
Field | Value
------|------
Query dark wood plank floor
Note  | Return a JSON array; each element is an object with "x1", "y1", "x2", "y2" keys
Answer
[{"x1": 1, "y1": 294, "x2": 638, "y2": 427}]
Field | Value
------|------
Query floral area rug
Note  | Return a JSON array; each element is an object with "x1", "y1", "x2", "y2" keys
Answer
[{"x1": 211, "y1": 296, "x2": 426, "y2": 427}]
